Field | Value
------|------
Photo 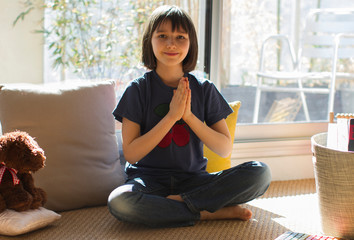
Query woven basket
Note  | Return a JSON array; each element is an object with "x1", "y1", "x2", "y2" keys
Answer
[{"x1": 311, "y1": 132, "x2": 354, "y2": 239}]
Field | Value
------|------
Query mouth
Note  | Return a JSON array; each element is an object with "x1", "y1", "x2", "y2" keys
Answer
[{"x1": 164, "y1": 52, "x2": 179, "y2": 56}]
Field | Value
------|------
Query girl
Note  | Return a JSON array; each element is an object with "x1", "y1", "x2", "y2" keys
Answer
[{"x1": 108, "y1": 5, "x2": 271, "y2": 228}]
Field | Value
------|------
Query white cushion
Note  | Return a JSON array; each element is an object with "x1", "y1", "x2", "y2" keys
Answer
[
  {"x1": 0, "y1": 81, "x2": 125, "y2": 211},
  {"x1": 0, "y1": 207, "x2": 61, "y2": 236}
]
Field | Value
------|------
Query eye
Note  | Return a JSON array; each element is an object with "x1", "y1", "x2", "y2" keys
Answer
[
  {"x1": 177, "y1": 35, "x2": 186, "y2": 40},
  {"x1": 158, "y1": 34, "x2": 167, "y2": 38}
]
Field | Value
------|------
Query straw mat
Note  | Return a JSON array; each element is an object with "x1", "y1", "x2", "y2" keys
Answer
[{"x1": 2, "y1": 179, "x2": 322, "y2": 240}]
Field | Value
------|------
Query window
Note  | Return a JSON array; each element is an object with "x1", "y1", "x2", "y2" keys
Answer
[
  {"x1": 10, "y1": 0, "x2": 354, "y2": 179},
  {"x1": 41, "y1": 0, "x2": 353, "y2": 142},
  {"x1": 215, "y1": 0, "x2": 354, "y2": 127}
]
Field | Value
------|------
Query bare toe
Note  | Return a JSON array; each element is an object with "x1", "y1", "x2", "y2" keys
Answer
[{"x1": 234, "y1": 205, "x2": 252, "y2": 221}]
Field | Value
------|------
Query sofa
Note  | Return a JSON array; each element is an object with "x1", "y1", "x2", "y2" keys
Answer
[{"x1": 0, "y1": 80, "x2": 241, "y2": 238}]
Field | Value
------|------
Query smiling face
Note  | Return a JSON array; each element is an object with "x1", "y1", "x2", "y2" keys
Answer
[
  {"x1": 142, "y1": 5, "x2": 198, "y2": 72},
  {"x1": 151, "y1": 20, "x2": 190, "y2": 72}
]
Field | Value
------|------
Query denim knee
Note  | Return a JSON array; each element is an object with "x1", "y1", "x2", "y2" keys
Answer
[
  {"x1": 108, "y1": 190, "x2": 197, "y2": 228},
  {"x1": 247, "y1": 161, "x2": 272, "y2": 194},
  {"x1": 108, "y1": 191, "x2": 140, "y2": 223},
  {"x1": 259, "y1": 161, "x2": 271, "y2": 183}
]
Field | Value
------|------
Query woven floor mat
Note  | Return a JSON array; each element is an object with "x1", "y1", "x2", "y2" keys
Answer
[{"x1": 1, "y1": 179, "x2": 319, "y2": 240}]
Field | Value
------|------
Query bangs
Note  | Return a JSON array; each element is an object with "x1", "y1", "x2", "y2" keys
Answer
[{"x1": 154, "y1": 6, "x2": 191, "y2": 33}]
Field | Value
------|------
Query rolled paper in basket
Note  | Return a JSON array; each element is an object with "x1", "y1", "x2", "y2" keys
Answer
[
  {"x1": 327, "y1": 112, "x2": 337, "y2": 149},
  {"x1": 349, "y1": 119, "x2": 354, "y2": 151}
]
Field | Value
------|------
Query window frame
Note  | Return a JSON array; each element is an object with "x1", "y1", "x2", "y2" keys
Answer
[
  {"x1": 209, "y1": 0, "x2": 328, "y2": 142},
  {"x1": 235, "y1": 121, "x2": 327, "y2": 142}
]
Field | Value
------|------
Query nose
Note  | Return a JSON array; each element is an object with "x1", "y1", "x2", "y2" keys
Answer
[{"x1": 166, "y1": 37, "x2": 176, "y2": 49}]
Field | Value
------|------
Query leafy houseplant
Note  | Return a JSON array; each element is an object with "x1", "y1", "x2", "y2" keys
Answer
[{"x1": 14, "y1": 0, "x2": 178, "y2": 81}]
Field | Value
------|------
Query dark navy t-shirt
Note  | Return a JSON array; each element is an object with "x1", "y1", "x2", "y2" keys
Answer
[{"x1": 113, "y1": 70, "x2": 232, "y2": 177}]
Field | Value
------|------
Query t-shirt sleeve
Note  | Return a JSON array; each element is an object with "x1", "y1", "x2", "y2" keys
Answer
[
  {"x1": 203, "y1": 81, "x2": 233, "y2": 126},
  {"x1": 112, "y1": 81, "x2": 143, "y2": 124}
]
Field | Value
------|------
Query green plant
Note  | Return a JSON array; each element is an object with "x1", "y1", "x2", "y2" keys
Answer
[
  {"x1": 14, "y1": 0, "x2": 200, "y2": 82},
  {"x1": 16, "y1": 0, "x2": 125, "y2": 80},
  {"x1": 13, "y1": 0, "x2": 157, "y2": 81}
]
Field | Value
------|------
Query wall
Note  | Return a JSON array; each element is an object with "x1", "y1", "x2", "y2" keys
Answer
[
  {"x1": 0, "y1": 0, "x2": 43, "y2": 84},
  {"x1": 231, "y1": 141, "x2": 315, "y2": 181}
]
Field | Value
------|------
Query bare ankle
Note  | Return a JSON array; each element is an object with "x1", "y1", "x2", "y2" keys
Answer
[
  {"x1": 200, "y1": 205, "x2": 252, "y2": 221},
  {"x1": 166, "y1": 194, "x2": 184, "y2": 202}
]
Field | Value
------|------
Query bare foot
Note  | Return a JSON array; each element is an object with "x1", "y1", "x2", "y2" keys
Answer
[
  {"x1": 200, "y1": 205, "x2": 252, "y2": 221},
  {"x1": 166, "y1": 195, "x2": 252, "y2": 221}
]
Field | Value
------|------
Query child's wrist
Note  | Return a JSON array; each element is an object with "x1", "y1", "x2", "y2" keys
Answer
[
  {"x1": 166, "y1": 112, "x2": 180, "y2": 123},
  {"x1": 183, "y1": 112, "x2": 194, "y2": 124}
]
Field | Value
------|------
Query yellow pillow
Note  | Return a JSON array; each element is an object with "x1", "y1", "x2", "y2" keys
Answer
[{"x1": 204, "y1": 101, "x2": 241, "y2": 173}]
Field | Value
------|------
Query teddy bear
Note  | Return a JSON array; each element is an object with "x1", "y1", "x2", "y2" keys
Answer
[{"x1": 0, "y1": 131, "x2": 47, "y2": 213}]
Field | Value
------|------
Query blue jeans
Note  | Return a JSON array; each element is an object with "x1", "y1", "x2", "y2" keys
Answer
[{"x1": 108, "y1": 161, "x2": 271, "y2": 228}]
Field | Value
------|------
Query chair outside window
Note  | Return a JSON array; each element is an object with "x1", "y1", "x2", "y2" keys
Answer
[{"x1": 253, "y1": 8, "x2": 354, "y2": 123}]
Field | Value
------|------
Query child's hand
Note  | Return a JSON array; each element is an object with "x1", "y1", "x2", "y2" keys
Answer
[
  {"x1": 182, "y1": 78, "x2": 192, "y2": 121},
  {"x1": 168, "y1": 77, "x2": 188, "y2": 121}
]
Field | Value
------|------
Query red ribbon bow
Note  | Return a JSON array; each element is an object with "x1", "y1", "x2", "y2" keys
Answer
[{"x1": 0, "y1": 162, "x2": 20, "y2": 185}]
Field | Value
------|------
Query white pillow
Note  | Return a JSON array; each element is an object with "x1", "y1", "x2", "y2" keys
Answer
[
  {"x1": 0, "y1": 80, "x2": 125, "y2": 211},
  {"x1": 0, "y1": 207, "x2": 61, "y2": 236}
]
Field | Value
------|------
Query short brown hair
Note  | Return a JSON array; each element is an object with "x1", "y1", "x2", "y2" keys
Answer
[{"x1": 142, "y1": 5, "x2": 198, "y2": 73}]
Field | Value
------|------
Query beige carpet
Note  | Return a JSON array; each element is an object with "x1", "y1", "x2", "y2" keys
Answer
[{"x1": 2, "y1": 179, "x2": 322, "y2": 240}]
